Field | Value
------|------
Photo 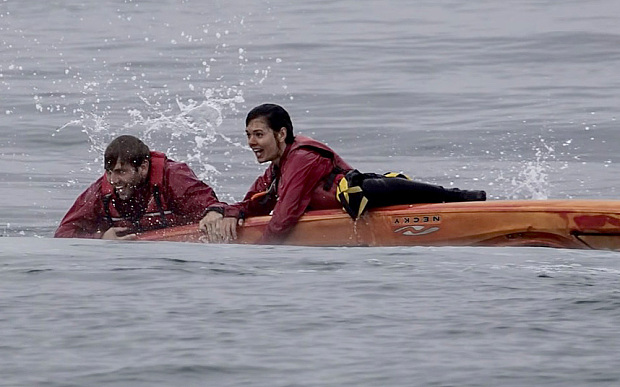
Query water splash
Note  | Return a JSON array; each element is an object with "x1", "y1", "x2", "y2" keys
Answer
[
  {"x1": 30, "y1": 8, "x2": 287, "y2": 191},
  {"x1": 500, "y1": 138, "x2": 559, "y2": 200},
  {"x1": 126, "y1": 89, "x2": 248, "y2": 183},
  {"x1": 56, "y1": 88, "x2": 246, "y2": 186}
]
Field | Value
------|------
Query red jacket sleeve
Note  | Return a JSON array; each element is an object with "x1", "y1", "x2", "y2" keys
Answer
[
  {"x1": 163, "y1": 160, "x2": 226, "y2": 223},
  {"x1": 258, "y1": 150, "x2": 333, "y2": 244},
  {"x1": 207, "y1": 149, "x2": 334, "y2": 244},
  {"x1": 54, "y1": 178, "x2": 108, "y2": 238}
]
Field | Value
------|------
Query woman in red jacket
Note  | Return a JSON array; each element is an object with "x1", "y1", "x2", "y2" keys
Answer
[
  {"x1": 202, "y1": 104, "x2": 353, "y2": 244},
  {"x1": 200, "y1": 104, "x2": 485, "y2": 244}
]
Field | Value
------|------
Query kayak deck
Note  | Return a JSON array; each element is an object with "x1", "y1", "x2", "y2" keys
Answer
[{"x1": 136, "y1": 200, "x2": 620, "y2": 250}]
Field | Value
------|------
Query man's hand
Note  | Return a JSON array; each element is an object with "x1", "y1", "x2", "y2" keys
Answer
[
  {"x1": 199, "y1": 211, "x2": 223, "y2": 242},
  {"x1": 199, "y1": 211, "x2": 243, "y2": 243},
  {"x1": 220, "y1": 217, "x2": 243, "y2": 242},
  {"x1": 101, "y1": 227, "x2": 137, "y2": 240}
]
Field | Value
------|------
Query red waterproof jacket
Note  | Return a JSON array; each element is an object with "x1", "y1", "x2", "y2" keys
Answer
[
  {"x1": 55, "y1": 152, "x2": 223, "y2": 238},
  {"x1": 212, "y1": 136, "x2": 352, "y2": 244}
]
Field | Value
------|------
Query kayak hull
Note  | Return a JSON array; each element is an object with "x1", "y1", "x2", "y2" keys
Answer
[{"x1": 136, "y1": 200, "x2": 620, "y2": 250}]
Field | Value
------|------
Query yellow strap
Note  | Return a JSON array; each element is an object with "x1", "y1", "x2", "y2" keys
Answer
[
  {"x1": 335, "y1": 176, "x2": 368, "y2": 218},
  {"x1": 342, "y1": 186, "x2": 363, "y2": 194},
  {"x1": 337, "y1": 185, "x2": 363, "y2": 203},
  {"x1": 337, "y1": 177, "x2": 362, "y2": 203},
  {"x1": 384, "y1": 171, "x2": 412, "y2": 180},
  {"x1": 336, "y1": 173, "x2": 411, "y2": 219},
  {"x1": 358, "y1": 196, "x2": 368, "y2": 218},
  {"x1": 337, "y1": 177, "x2": 349, "y2": 193}
]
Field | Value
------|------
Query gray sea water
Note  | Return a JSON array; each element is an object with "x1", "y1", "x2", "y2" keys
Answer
[{"x1": 2, "y1": 0, "x2": 620, "y2": 385}]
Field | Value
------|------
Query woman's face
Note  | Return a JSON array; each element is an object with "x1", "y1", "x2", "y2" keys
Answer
[{"x1": 245, "y1": 117, "x2": 287, "y2": 165}]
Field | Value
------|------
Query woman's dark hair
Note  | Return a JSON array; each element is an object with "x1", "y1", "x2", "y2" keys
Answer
[
  {"x1": 246, "y1": 103, "x2": 295, "y2": 144},
  {"x1": 104, "y1": 135, "x2": 150, "y2": 171}
]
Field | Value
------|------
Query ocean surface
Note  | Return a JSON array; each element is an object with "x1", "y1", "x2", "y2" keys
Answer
[{"x1": 2, "y1": 0, "x2": 620, "y2": 385}]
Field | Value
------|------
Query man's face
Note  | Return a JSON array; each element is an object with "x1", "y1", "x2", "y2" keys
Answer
[
  {"x1": 106, "y1": 160, "x2": 148, "y2": 200},
  {"x1": 245, "y1": 117, "x2": 287, "y2": 165}
]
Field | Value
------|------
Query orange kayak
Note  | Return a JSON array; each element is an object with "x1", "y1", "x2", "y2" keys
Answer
[{"x1": 136, "y1": 200, "x2": 620, "y2": 250}]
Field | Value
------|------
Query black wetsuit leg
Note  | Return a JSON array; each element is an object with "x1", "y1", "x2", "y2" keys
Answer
[{"x1": 361, "y1": 177, "x2": 486, "y2": 208}]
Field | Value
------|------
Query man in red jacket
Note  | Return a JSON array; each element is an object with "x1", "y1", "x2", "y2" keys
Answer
[
  {"x1": 200, "y1": 104, "x2": 486, "y2": 244},
  {"x1": 55, "y1": 135, "x2": 224, "y2": 240}
]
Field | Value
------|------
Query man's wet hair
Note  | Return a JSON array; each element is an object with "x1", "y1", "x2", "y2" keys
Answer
[
  {"x1": 104, "y1": 135, "x2": 150, "y2": 171},
  {"x1": 246, "y1": 103, "x2": 295, "y2": 144}
]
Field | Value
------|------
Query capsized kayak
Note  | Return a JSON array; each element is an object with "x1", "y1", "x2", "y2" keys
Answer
[{"x1": 136, "y1": 200, "x2": 620, "y2": 250}]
